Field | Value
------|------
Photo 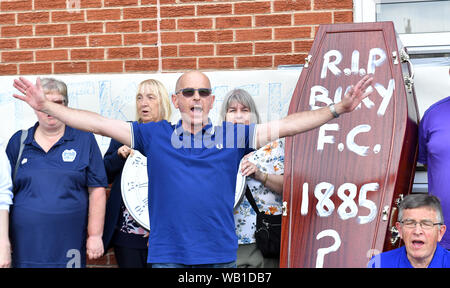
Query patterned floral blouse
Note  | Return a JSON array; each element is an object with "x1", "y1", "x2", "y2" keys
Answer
[{"x1": 234, "y1": 138, "x2": 284, "y2": 245}]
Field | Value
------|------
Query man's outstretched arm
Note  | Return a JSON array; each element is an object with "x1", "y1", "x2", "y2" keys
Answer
[
  {"x1": 13, "y1": 77, "x2": 131, "y2": 147},
  {"x1": 256, "y1": 75, "x2": 374, "y2": 149}
]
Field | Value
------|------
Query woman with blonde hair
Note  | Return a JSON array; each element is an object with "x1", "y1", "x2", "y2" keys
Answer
[{"x1": 103, "y1": 79, "x2": 172, "y2": 268}]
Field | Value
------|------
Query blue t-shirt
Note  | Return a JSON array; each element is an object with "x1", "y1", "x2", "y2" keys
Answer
[
  {"x1": 6, "y1": 123, "x2": 107, "y2": 267},
  {"x1": 131, "y1": 120, "x2": 256, "y2": 265},
  {"x1": 418, "y1": 96, "x2": 450, "y2": 249},
  {"x1": 368, "y1": 244, "x2": 450, "y2": 268}
]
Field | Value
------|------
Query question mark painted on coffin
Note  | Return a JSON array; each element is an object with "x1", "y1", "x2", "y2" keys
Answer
[{"x1": 315, "y1": 229, "x2": 341, "y2": 268}]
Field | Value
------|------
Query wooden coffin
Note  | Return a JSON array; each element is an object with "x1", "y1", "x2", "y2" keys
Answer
[{"x1": 281, "y1": 22, "x2": 419, "y2": 268}]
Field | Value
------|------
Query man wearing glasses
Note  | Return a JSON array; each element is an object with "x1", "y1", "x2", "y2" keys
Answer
[
  {"x1": 368, "y1": 194, "x2": 449, "y2": 268},
  {"x1": 12, "y1": 70, "x2": 373, "y2": 268}
]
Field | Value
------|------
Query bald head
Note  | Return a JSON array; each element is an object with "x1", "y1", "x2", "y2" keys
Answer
[{"x1": 175, "y1": 70, "x2": 211, "y2": 92}]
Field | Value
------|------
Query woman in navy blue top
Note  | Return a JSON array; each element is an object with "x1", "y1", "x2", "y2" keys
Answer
[
  {"x1": 6, "y1": 78, "x2": 108, "y2": 268},
  {"x1": 102, "y1": 79, "x2": 172, "y2": 268}
]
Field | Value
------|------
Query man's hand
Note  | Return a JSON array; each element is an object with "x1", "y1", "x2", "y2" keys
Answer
[
  {"x1": 13, "y1": 77, "x2": 47, "y2": 112},
  {"x1": 336, "y1": 75, "x2": 374, "y2": 115}
]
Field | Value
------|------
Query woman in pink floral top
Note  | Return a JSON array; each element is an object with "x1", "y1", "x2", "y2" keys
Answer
[{"x1": 221, "y1": 89, "x2": 284, "y2": 268}]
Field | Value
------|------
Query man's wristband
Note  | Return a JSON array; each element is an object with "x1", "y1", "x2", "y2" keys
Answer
[{"x1": 328, "y1": 103, "x2": 340, "y2": 118}]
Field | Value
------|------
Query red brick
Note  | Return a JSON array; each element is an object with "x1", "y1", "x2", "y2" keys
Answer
[
  {"x1": 179, "y1": 44, "x2": 214, "y2": 57},
  {"x1": 89, "y1": 34, "x2": 122, "y2": 47},
  {"x1": 17, "y1": 12, "x2": 50, "y2": 24},
  {"x1": 161, "y1": 32, "x2": 195, "y2": 44},
  {"x1": 334, "y1": 11, "x2": 353, "y2": 23},
  {"x1": 178, "y1": 18, "x2": 213, "y2": 30},
  {"x1": 90, "y1": 61, "x2": 123, "y2": 73},
  {"x1": 143, "y1": 47, "x2": 159, "y2": 58},
  {"x1": 142, "y1": 20, "x2": 157, "y2": 32},
  {"x1": 198, "y1": 57, "x2": 234, "y2": 69},
  {"x1": 217, "y1": 43, "x2": 253, "y2": 56},
  {"x1": 274, "y1": 27, "x2": 311, "y2": 39},
  {"x1": 0, "y1": 64, "x2": 17, "y2": 75},
  {"x1": 255, "y1": 14, "x2": 292, "y2": 27},
  {"x1": 197, "y1": 4, "x2": 232, "y2": 16},
  {"x1": 20, "y1": 38, "x2": 52, "y2": 49},
  {"x1": 0, "y1": 14, "x2": 16, "y2": 25},
  {"x1": 162, "y1": 58, "x2": 196, "y2": 70},
  {"x1": 1, "y1": 25, "x2": 33, "y2": 38},
  {"x1": 35, "y1": 24, "x2": 68, "y2": 36},
  {"x1": 123, "y1": 7, "x2": 157, "y2": 19},
  {"x1": 161, "y1": 19, "x2": 176, "y2": 30},
  {"x1": 294, "y1": 12, "x2": 332, "y2": 25},
  {"x1": 255, "y1": 41, "x2": 292, "y2": 54},
  {"x1": 234, "y1": 2, "x2": 271, "y2": 14},
  {"x1": 87, "y1": 9, "x2": 121, "y2": 21},
  {"x1": 237, "y1": 56, "x2": 273, "y2": 68},
  {"x1": 0, "y1": 0, "x2": 32, "y2": 12},
  {"x1": 294, "y1": 40, "x2": 314, "y2": 52},
  {"x1": 314, "y1": 0, "x2": 352, "y2": 10},
  {"x1": 274, "y1": 54, "x2": 306, "y2": 66},
  {"x1": 2, "y1": 51, "x2": 33, "y2": 63},
  {"x1": 19, "y1": 63, "x2": 52, "y2": 75},
  {"x1": 235, "y1": 28, "x2": 272, "y2": 41},
  {"x1": 81, "y1": 0, "x2": 103, "y2": 9},
  {"x1": 54, "y1": 36, "x2": 87, "y2": 48},
  {"x1": 273, "y1": 0, "x2": 311, "y2": 12},
  {"x1": 197, "y1": 30, "x2": 233, "y2": 43},
  {"x1": 160, "y1": 6, "x2": 195, "y2": 18},
  {"x1": 34, "y1": 0, "x2": 66, "y2": 10},
  {"x1": 51, "y1": 11, "x2": 86, "y2": 23},
  {"x1": 54, "y1": 62, "x2": 87, "y2": 73},
  {"x1": 125, "y1": 59, "x2": 158, "y2": 72},
  {"x1": 104, "y1": 0, "x2": 138, "y2": 7},
  {"x1": 0, "y1": 39, "x2": 17, "y2": 50},
  {"x1": 36, "y1": 49, "x2": 68, "y2": 61},
  {"x1": 107, "y1": 47, "x2": 140, "y2": 59},
  {"x1": 105, "y1": 21, "x2": 140, "y2": 33},
  {"x1": 161, "y1": 45, "x2": 177, "y2": 57},
  {"x1": 70, "y1": 22, "x2": 104, "y2": 34},
  {"x1": 216, "y1": 16, "x2": 252, "y2": 29},
  {"x1": 124, "y1": 33, "x2": 157, "y2": 45},
  {"x1": 71, "y1": 48, "x2": 104, "y2": 60}
]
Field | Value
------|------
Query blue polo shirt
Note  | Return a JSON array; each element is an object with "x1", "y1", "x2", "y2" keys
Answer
[
  {"x1": 131, "y1": 120, "x2": 256, "y2": 265},
  {"x1": 6, "y1": 123, "x2": 107, "y2": 267},
  {"x1": 368, "y1": 244, "x2": 450, "y2": 268}
]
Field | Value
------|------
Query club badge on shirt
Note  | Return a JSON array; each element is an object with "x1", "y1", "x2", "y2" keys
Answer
[{"x1": 62, "y1": 149, "x2": 77, "y2": 162}]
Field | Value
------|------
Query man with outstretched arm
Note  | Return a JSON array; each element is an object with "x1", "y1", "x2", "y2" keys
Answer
[{"x1": 13, "y1": 71, "x2": 373, "y2": 267}]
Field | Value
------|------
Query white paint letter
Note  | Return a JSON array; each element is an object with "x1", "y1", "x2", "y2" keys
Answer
[
  {"x1": 321, "y1": 50, "x2": 342, "y2": 79},
  {"x1": 375, "y1": 78, "x2": 395, "y2": 116},
  {"x1": 309, "y1": 85, "x2": 331, "y2": 110},
  {"x1": 346, "y1": 124, "x2": 371, "y2": 156},
  {"x1": 351, "y1": 50, "x2": 360, "y2": 74},
  {"x1": 317, "y1": 123, "x2": 339, "y2": 151},
  {"x1": 367, "y1": 48, "x2": 386, "y2": 74}
]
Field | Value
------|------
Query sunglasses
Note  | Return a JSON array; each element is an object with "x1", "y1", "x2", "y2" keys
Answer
[{"x1": 176, "y1": 88, "x2": 212, "y2": 97}]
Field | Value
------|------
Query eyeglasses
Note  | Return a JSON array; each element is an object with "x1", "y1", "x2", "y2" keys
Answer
[
  {"x1": 400, "y1": 219, "x2": 443, "y2": 230},
  {"x1": 176, "y1": 88, "x2": 212, "y2": 97}
]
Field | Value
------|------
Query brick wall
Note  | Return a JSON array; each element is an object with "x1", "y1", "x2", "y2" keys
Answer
[
  {"x1": 1, "y1": 0, "x2": 353, "y2": 268},
  {"x1": 1, "y1": 0, "x2": 353, "y2": 75}
]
